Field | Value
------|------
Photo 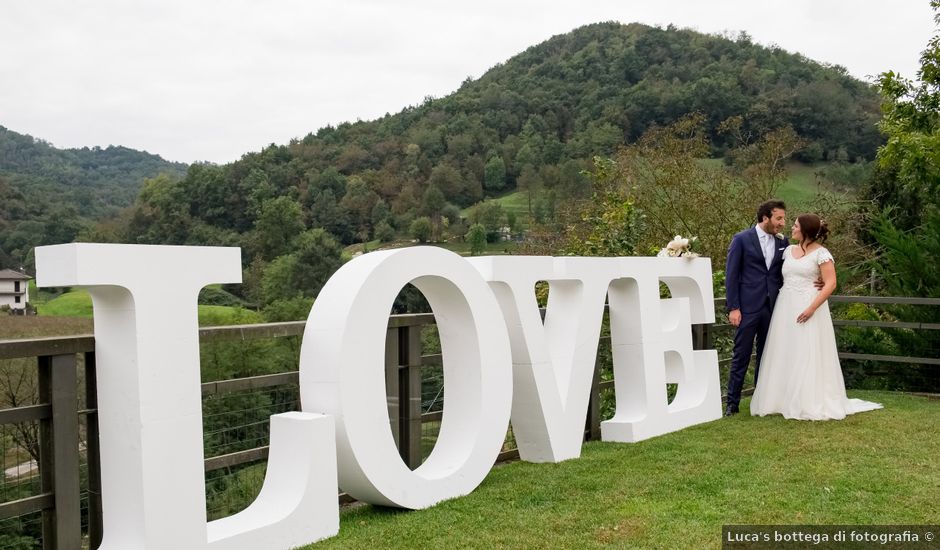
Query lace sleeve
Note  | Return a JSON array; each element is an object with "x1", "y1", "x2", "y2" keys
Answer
[{"x1": 816, "y1": 247, "x2": 834, "y2": 265}]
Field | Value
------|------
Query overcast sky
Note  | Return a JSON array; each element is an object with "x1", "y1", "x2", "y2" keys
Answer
[{"x1": 1, "y1": 1, "x2": 935, "y2": 164}]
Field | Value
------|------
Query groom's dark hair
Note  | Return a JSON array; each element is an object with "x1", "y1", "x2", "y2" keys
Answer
[{"x1": 756, "y1": 200, "x2": 786, "y2": 223}]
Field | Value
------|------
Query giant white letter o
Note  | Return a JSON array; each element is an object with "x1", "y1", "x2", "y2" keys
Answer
[{"x1": 299, "y1": 247, "x2": 512, "y2": 509}]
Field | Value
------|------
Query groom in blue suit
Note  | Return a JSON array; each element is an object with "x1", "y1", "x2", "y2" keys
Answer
[{"x1": 724, "y1": 200, "x2": 788, "y2": 416}]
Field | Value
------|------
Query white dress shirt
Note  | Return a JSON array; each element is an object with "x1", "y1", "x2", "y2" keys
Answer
[{"x1": 755, "y1": 225, "x2": 775, "y2": 270}]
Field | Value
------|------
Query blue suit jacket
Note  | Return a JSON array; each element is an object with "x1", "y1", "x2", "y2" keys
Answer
[{"x1": 725, "y1": 227, "x2": 786, "y2": 314}]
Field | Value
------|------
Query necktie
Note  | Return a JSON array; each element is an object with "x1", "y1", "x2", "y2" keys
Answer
[{"x1": 764, "y1": 234, "x2": 774, "y2": 269}]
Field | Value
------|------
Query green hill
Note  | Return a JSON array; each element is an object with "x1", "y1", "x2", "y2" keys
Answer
[
  {"x1": 0, "y1": 125, "x2": 187, "y2": 268},
  {"x1": 9, "y1": 22, "x2": 884, "y2": 313},
  {"x1": 118, "y1": 22, "x2": 882, "y2": 256}
]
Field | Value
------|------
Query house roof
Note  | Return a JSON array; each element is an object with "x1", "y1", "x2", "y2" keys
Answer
[{"x1": 0, "y1": 269, "x2": 31, "y2": 280}]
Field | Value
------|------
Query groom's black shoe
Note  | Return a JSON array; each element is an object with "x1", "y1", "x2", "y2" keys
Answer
[{"x1": 724, "y1": 406, "x2": 739, "y2": 417}]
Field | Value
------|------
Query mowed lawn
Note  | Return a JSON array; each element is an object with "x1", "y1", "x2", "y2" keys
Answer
[
  {"x1": 28, "y1": 288, "x2": 261, "y2": 326},
  {"x1": 304, "y1": 391, "x2": 938, "y2": 549}
]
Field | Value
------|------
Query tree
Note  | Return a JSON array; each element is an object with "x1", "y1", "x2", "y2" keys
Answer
[
  {"x1": 309, "y1": 189, "x2": 353, "y2": 244},
  {"x1": 620, "y1": 114, "x2": 801, "y2": 261},
  {"x1": 871, "y1": 208, "x2": 940, "y2": 299},
  {"x1": 420, "y1": 184, "x2": 447, "y2": 220},
  {"x1": 253, "y1": 196, "x2": 305, "y2": 260},
  {"x1": 483, "y1": 155, "x2": 507, "y2": 193},
  {"x1": 506, "y1": 210, "x2": 519, "y2": 234},
  {"x1": 428, "y1": 163, "x2": 465, "y2": 204},
  {"x1": 127, "y1": 174, "x2": 193, "y2": 245},
  {"x1": 526, "y1": 115, "x2": 809, "y2": 262},
  {"x1": 260, "y1": 254, "x2": 300, "y2": 305},
  {"x1": 516, "y1": 165, "x2": 542, "y2": 215},
  {"x1": 374, "y1": 220, "x2": 395, "y2": 242},
  {"x1": 308, "y1": 167, "x2": 347, "y2": 199},
  {"x1": 293, "y1": 228, "x2": 344, "y2": 297},
  {"x1": 514, "y1": 142, "x2": 538, "y2": 174},
  {"x1": 262, "y1": 295, "x2": 315, "y2": 322},
  {"x1": 259, "y1": 229, "x2": 343, "y2": 305},
  {"x1": 410, "y1": 216, "x2": 432, "y2": 243},
  {"x1": 561, "y1": 156, "x2": 642, "y2": 257},
  {"x1": 468, "y1": 200, "x2": 504, "y2": 242},
  {"x1": 870, "y1": 1, "x2": 940, "y2": 229},
  {"x1": 855, "y1": 1, "x2": 940, "y2": 391},
  {"x1": 340, "y1": 176, "x2": 380, "y2": 240},
  {"x1": 241, "y1": 256, "x2": 267, "y2": 306},
  {"x1": 466, "y1": 223, "x2": 487, "y2": 256},
  {"x1": 621, "y1": 117, "x2": 713, "y2": 251},
  {"x1": 371, "y1": 199, "x2": 391, "y2": 228},
  {"x1": 242, "y1": 168, "x2": 278, "y2": 220},
  {"x1": 721, "y1": 116, "x2": 806, "y2": 200}
]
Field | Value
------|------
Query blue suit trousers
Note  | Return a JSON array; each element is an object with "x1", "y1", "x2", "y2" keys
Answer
[{"x1": 726, "y1": 298, "x2": 773, "y2": 411}]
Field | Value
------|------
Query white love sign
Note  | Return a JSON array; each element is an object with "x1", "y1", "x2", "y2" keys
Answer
[
  {"x1": 35, "y1": 244, "x2": 338, "y2": 550},
  {"x1": 299, "y1": 246, "x2": 512, "y2": 509},
  {"x1": 35, "y1": 243, "x2": 720, "y2": 550},
  {"x1": 469, "y1": 256, "x2": 721, "y2": 460}
]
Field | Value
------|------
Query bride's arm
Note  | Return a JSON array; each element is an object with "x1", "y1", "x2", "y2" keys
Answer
[{"x1": 797, "y1": 260, "x2": 836, "y2": 323}]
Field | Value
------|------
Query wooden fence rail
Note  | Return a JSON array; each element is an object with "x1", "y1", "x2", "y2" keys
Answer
[{"x1": 0, "y1": 296, "x2": 936, "y2": 549}]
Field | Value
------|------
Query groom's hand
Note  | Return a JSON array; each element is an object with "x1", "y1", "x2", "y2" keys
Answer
[
  {"x1": 814, "y1": 277, "x2": 824, "y2": 290},
  {"x1": 729, "y1": 309, "x2": 742, "y2": 327}
]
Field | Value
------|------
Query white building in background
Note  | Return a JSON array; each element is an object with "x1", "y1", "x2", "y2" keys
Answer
[{"x1": 0, "y1": 269, "x2": 31, "y2": 312}]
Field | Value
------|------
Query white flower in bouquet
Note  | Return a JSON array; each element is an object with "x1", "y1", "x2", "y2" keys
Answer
[{"x1": 657, "y1": 235, "x2": 700, "y2": 258}]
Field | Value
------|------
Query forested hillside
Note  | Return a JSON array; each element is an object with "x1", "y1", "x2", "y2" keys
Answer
[
  {"x1": 121, "y1": 24, "x2": 879, "y2": 235},
  {"x1": 95, "y1": 22, "x2": 884, "y2": 312},
  {"x1": 4, "y1": 22, "x2": 885, "y2": 311},
  {"x1": 0, "y1": 126, "x2": 186, "y2": 268}
]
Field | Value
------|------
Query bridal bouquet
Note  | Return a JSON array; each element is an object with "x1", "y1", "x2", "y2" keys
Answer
[{"x1": 657, "y1": 235, "x2": 700, "y2": 258}]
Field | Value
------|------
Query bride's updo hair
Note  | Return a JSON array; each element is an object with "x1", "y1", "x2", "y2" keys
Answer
[{"x1": 797, "y1": 213, "x2": 829, "y2": 245}]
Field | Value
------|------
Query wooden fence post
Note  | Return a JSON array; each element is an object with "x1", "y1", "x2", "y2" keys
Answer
[
  {"x1": 585, "y1": 360, "x2": 602, "y2": 441},
  {"x1": 84, "y1": 352, "x2": 103, "y2": 550},
  {"x1": 691, "y1": 324, "x2": 705, "y2": 351},
  {"x1": 397, "y1": 325, "x2": 423, "y2": 469},
  {"x1": 385, "y1": 327, "x2": 401, "y2": 448},
  {"x1": 37, "y1": 354, "x2": 81, "y2": 550}
]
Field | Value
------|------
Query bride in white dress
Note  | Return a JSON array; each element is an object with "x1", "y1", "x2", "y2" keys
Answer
[{"x1": 750, "y1": 213, "x2": 882, "y2": 420}]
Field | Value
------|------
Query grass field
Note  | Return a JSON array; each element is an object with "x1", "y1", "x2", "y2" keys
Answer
[
  {"x1": 488, "y1": 190, "x2": 531, "y2": 218},
  {"x1": 29, "y1": 289, "x2": 261, "y2": 326},
  {"x1": 302, "y1": 391, "x2": 938, "y2": 549},
  {"x1": 777, "y1": 162, "x2": 837, "y2": 206},
  {"x1": 0, "y1": 314, "x2": 93, "y2": 338},
  {"x1": 36, "y1": 290, "x2": 95, "y2": 317},
  {"x1": 460, "y1": 191, "x2": 532, "y2": 220},
  {"x1": 435, "y1": 239, "x2": 520, "y2": 255}
]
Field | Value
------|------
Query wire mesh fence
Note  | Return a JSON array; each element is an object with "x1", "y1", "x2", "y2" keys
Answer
[
  {"x1": 0, "y1": 512, "x2": 41, "y2": 549},
  {"x1": 202, "y1": 384, "x2": 300, "y2": 521},
  {"x1": 1, "y1": 420, "x2": 43, "y2": 550},
  {"x1": 0, "y1": 296, "x2": 936, "y2": 549},
  {"x1": 0, "y1": 349, "x2": 45, "y2": 550}
]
